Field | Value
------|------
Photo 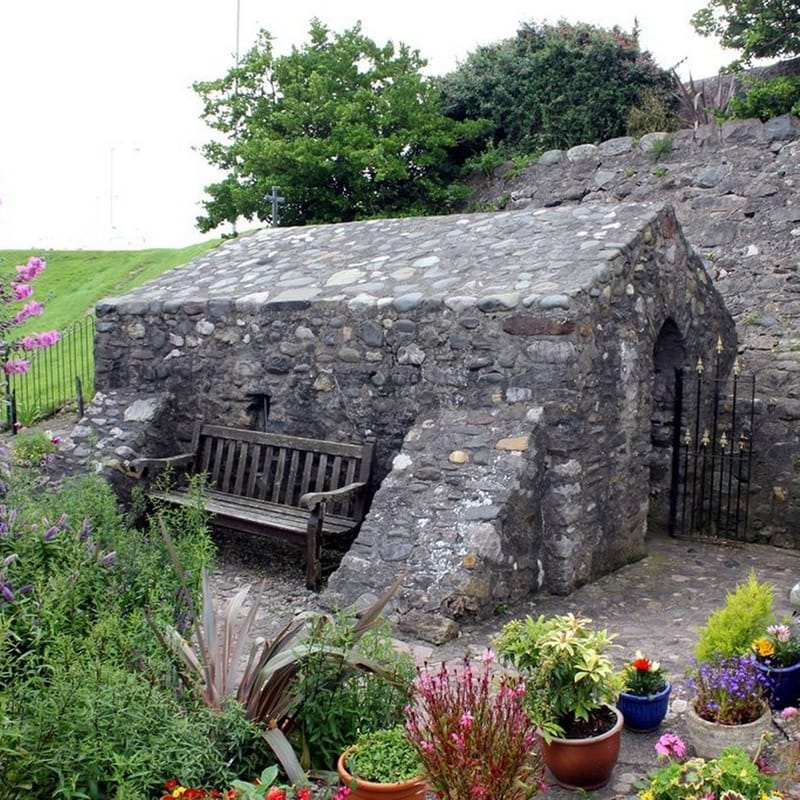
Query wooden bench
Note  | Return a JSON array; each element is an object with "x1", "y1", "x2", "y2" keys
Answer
[{"x1": 131, "y1": 423, "x2": 374, "y2": 589}]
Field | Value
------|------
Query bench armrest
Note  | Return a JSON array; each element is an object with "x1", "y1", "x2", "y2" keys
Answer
[
  {"x1": 130, "y1": 452, "x2": 195, "y2": 470},
  {"x1": 300, "y1": 481, "x2": 367, "y2": 509},
  {"x1": 124, "y1": 452, "x2": 196, "y2": 479}
]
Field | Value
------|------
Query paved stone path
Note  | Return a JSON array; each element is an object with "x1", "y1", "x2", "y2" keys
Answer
[{"x1": 211, "y1": 529, "x2": 800, "y2": 799}]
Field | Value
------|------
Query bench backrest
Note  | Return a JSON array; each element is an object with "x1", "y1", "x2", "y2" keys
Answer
[{"x1": 191, "y1": 424, "x2": 374, "y2": 521}]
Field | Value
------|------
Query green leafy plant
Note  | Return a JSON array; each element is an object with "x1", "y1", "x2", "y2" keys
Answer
[
  {"x1": 293, "y1": 611, "x2": 415, "y2": 770},
  {"x1": 637, "y1": 736, "x2": 777, "y2": 800},
  {"x1": 694, "y1": 571, "x2": 775, "y2": 662},
  {"x1": 494, "y1": 612, "x2": 622, "y2": 740},
  {"x1": 725, "y1": 74, "x2": 800, "y2": 121},
  {"x1": 228, "y1": 765, "x2": 348, "y2": 800},
  {"x1": 627, "y1": 89, "x2": 679, "y2": 138},
  {"x1": 342, "y1": 726, "x2": 422, "y2": 784},
  {"x1": 648, "y1": 136, "x2": 673, "y2": 162},
  {"x1": 155, "y1": 518, "x2": 406, "y2": 782}
]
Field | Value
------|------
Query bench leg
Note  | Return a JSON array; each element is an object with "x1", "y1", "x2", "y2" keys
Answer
[{"x1": 306, "y1": 506, "x2": 323, "y2": 590}]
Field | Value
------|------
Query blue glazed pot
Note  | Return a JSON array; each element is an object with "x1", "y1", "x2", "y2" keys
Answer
[
  {"x1": 757, "y1": 661, "x2": 800, "y2": 710},
  {"x1": 617, "y1": 681, "x2": 671, "y2": 733}
]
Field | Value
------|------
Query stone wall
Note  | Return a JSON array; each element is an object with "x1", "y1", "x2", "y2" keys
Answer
[
  {"x1": 472, "y1": 114, "x2": 800, "y2": 547},
  {"x1": 77, "y1": 202, "x2": 734, "y2": 639}
]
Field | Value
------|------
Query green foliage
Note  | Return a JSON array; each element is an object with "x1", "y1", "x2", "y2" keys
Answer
[
  {"x1": 0, "y1": 467, "x2": 254, "y2": 798},
  {"x1": 440, "y1": 19, "x2": 675, "y2": 154},
  {"x1": 194, "y1": 19, "x2": 484, "y2": 232},
  {"x1": 293, "y1": 613, "x2": 416, "y2": 770},
  {"x1": 344, "y1": 727, "x2": 422, "y2": 784},
  {"x1": 725, "y1": 74, "x2": 800, "y2": 120},
  {"x1": 691, "y1": 0, "x2": 800, "y2": 66},
  {"x1": 636, "y1": 746, "x2": 776, "y2": 800},
  {"x1": 648, "y1": 136, "x2": 674, "y2": 161},
  {"x1": 694, "y1": 571, "x2": 775, "y2": 662},
  {"x1": 1, "y1": 656, "x2": 272, "y2": 799},
  {"x1": 10, "y1": 430, "x2": 59, "y2": 468},
  {"x1": 627, "y1": 90, "x2": 680, "y2": 138},
  {"x1": 494, "y1": 612, "x2": 622, "y2": 740}
]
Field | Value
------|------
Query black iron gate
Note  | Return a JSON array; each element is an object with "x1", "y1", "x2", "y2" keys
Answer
[{"x1": 668, "y1": 341, "x2": 755, "y2": 541}]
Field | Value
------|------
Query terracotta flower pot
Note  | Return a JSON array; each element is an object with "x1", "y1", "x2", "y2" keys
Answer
[
  {"x1": 685, "y1": 703, "x2": 773, "y2": 760},
  {"x1": 337, "y1": 748, "x2": 428, "y2": 800},
  {"x1": 540, "y1": 705, "x2": 624, "y2": 790}
]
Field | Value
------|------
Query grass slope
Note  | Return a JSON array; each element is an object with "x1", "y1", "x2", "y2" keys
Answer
[{"x1": 0, "y1": 240, "x2": 221, "y2": 334}]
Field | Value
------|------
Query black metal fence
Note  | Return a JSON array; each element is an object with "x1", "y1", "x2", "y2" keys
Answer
[
  {"x1": 4, "y1": 316, "x2": 95, "y2": 428},
  {"x1": 668, "y1": 343, "x2": 756, "y2": 542}
]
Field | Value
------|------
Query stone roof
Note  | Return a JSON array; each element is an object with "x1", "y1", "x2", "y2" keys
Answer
[{"x1": 102, "y1": 203, "x2": 663, "y2": 315}]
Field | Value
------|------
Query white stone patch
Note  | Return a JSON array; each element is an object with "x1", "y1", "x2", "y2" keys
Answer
[
  {"x1": 745, "y1": 244, "x2": 759, "y2": 256},
  {"x1": 123, "y1": 398, "x2": 161, "y2": 423},
  {"x1": 196, "y1": 319, "x2": 215, "y2": 336},
  {"x1": 392, "y1": 453, "x2": 413, "y2": 470},
  {"x1": 391, "y1": 267, "x2": 416, "y2": 281},
  {"x1": 347, "y1": 294, "x2": 378, "y2": 310},
  {"x1": 526, "y1": 406, "x2": 544, "y2": 424},
  {"x1": 412, "y1": 256, "x2": 440, "y2": 269},
  {"x1": 554, "y1": 459, "x2": 582, "y2": 477},
  {"x1": 163, "y1": 349, "x2": 183, "y2": 361},
  {"x1": 326, "y1": 268, "x2": 366, "y2": 287}
]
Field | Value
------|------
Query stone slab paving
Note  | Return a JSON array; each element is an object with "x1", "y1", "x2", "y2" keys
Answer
[{"x1": 211, "y1": 529, "x2": 800, "y2": 799}]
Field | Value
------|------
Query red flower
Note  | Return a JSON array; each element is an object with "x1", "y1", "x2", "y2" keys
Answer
[
  {"x1": 296, "y1": 789, "x2": 311, "y2": 800},
  {"x1": 165, "y1": 779, "x2": 179, "y2": 791},
  {"x1": 265, "y1": 788, "x2": 286, "y2": 800},
  {"x1": 631, "y1": 656, "x2": 652, "y2": 672}
]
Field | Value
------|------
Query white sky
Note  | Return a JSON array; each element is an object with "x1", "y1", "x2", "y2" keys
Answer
[{"x1": 0, "y1": 0, "x2": 744, "y2": 250}]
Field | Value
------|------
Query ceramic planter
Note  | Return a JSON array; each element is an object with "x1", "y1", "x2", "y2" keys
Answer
[
  {"x1": 757, "y1": 660, "x2": 800, "y2": 710},
  {"x1": 617, "y1": 681, "x2": 671, "y2": 732},
  {"x1": 540, "y1": 705, "x2": 624, "y2": 790},
  {"x1": 685, "y1": 703, "x2": 773, "y2": 760},
  {"x1": 337, "y1": 748, "x2": 428, "y2": 800}
]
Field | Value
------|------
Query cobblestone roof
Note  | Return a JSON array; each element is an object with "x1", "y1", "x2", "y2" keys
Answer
[{"x1": 105, "y1": 204, "x2": 662, "y2": 314}]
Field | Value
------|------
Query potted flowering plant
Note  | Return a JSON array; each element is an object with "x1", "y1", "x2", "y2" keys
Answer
[
  {"x1": 494, "y1": 612, "x2": 624, "y2": 790},
  {"x1": 404, "y1": 651, "x2": 544, "y2": 800},
  {"x1": 751, "y1": 621, "x2": 800, "y2": 709},
  {"x1": 616, "y1": 651, "x2": 671, "y2": 732},
  {"x1": 635, "y1": 733, "x2": 779, "y2": 800},
  {"x1": 684, "y1": 654, "x2": 772, "y2": 759}
]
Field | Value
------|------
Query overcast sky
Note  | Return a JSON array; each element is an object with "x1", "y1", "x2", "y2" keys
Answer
[{"x1": 0, "y1": 0, "x2": 743, "y2": 251}]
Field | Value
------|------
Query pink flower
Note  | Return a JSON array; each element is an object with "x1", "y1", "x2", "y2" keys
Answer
[
  {"x1": 13, "y1": 283, "x2": 32, "y2": 300},
  {"x1": 768, "y1": 624, "x2": 792, "y2": 643},
  {"x1": 780, "y1": 706, "x2": 799, "y2": 720},
  {"x1": 4, "y1": 359, "x2": 30, "y2": 375},
  {"x1": 655, "y1": 732, "x2": 686, "y2": 760},
  {"x1": 480, "y1": 648, "x2": 496, "y2": 663},
  {"x1": 460, "y1": 711, "x2": 473, "y2": 729},
  {"x1": 15, "y1": 256, "x2": 45, "y2": 282}
]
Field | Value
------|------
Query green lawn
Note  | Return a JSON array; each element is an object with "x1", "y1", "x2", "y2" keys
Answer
[{"x1": 0, "y1": 240, "x2": 221, "y2": 334}]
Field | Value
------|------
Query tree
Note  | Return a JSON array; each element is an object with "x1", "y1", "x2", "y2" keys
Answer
[
  {"x1": 439, "y1": 20, "x2": 674, "y2": 154},
  {"x1": 194, "y1": 20, "x2": 485, "y2": 232},
  {"x1": 691, "y1": 0, "x2": 800, "y2": 66}
]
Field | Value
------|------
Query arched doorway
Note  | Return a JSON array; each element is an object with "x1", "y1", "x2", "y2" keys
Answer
[{"x1": 649, "y1": 319, "x2": 686, "y2": 531}]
